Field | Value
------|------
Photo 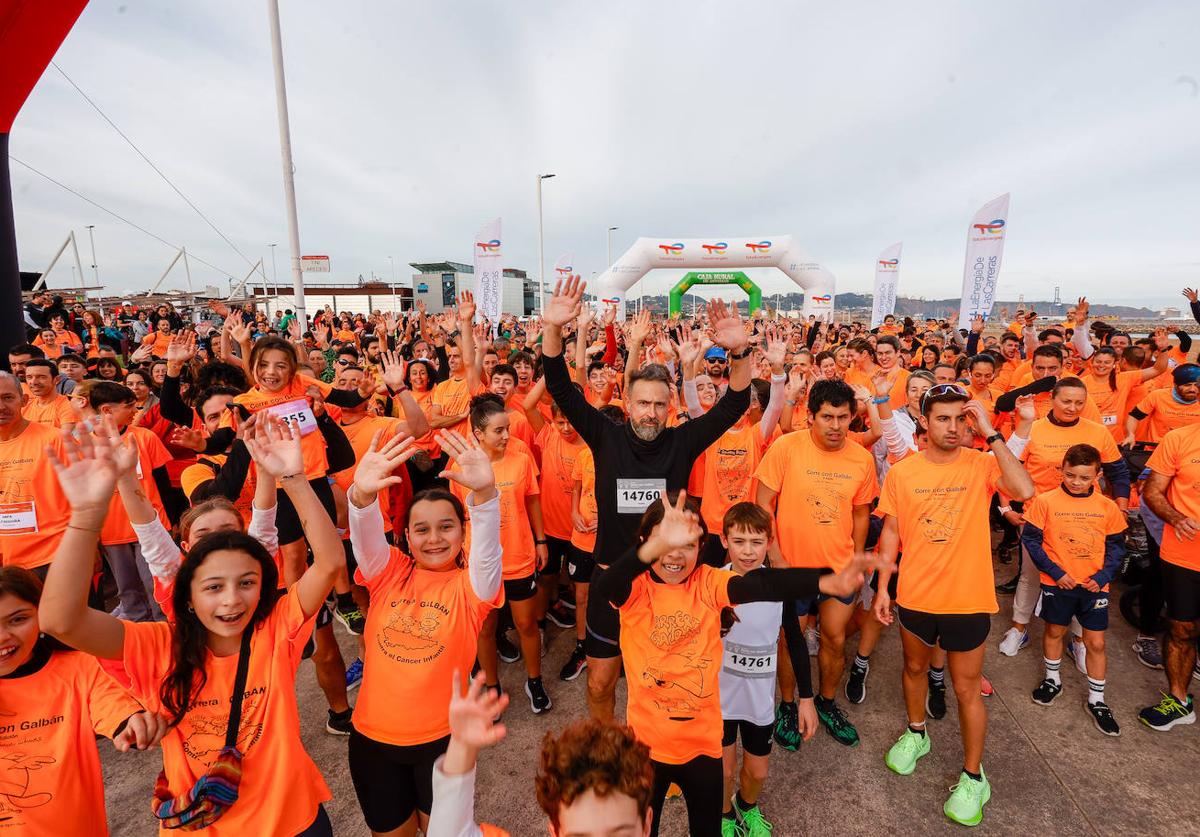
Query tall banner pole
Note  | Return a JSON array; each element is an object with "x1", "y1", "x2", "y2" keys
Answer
[
  {"x1": 958, "y1": 194, "x2": 1010, "y2": 324},
  {"x1": 871, "y1": 242, "x2": 902, "y2": 328},
  {"x1": 266, "y1": 0, "x2": 308, "y2": 329},
  {"x1": 473, "y1": 218, "x2": 503, "y2": 331}
]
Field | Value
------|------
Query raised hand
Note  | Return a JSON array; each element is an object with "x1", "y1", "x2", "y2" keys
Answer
[
  {"x1": 1014, "y1": 393, "x2": 1037, "y2": 424},
  {"x1": 287, "y1": 317, "x2": 303, "y2": 341},
  {"x1": 379, "y1": 350, "x2": 407, "y2": 391},
  {"x1": 448, "y1": 671, "x2": 508, "y2": 752},
  {"x1": 676, "y1": 331, "x2": 701, "y2": 370},
  {"x1": 165, "y1": 331, "x2": 197, "y2": 366},
  {"x1": 962, "y1": 399, "x2": 996, "y2": 437},
  {"x1": 1184, "y1": 288, "x2": 1199, "y2": 304},
  {"x1": 1075, "y1": 296, "x2": 1090, "y2": 324},
  {"x1": 971, "y1": 315, "x2": 985, "y2": 334},
  {"x1": 602, "y1": 304, "x2": 617, "y2": 327},
  {"x1": 707, "y1": 298, "x2": 749, "y2": 353},
  {"x1": 764, "y1": 326, "x2": 787, "y2": 372},
  {"x1": 47, "y1": 419, "x2": 131, "y2": 514},
  {"x1": 437, "y1": 430, "x2": 497, "y2": 503},
  {"x1": 351, "y1": 431, "x2": 416, "y2": 502},
  {"x1": 629, "y1": 308, "x2": 652, "y2": 345},
  {"x1": 129, "y1": 343, "x2": 155, "y2": 364},
  {"x1": 357, "y1": 368, "x2": 380, "y2": 400},
  {"x1": 169, "y1": 426, "x2": 207, "y2": 453},
  {"x1": 576, "y1": 302, "x2": 595, "y2": 334},
  {"x1": 642, "y1": 491, "x2": 703, "y2": 562},
  {"x1": 228, "y1": 318, "x2": 251, "y2": 345},
  {"x1": 243, "y1": 413, "x2": 304, "y2": 480},
  {"x1": 543, "y1": 275, "x2": 586, "y2": 328},
  {"x1": 457, "y1": 290, "x2": 477, "y2": 324}
]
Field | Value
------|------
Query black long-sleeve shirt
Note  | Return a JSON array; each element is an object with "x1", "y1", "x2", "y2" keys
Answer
[{"x1": 543, "y1": 351, "x2": 749, "y2": 567}]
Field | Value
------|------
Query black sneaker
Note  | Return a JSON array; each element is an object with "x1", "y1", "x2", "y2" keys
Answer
[
  {"x1": 325, "y1": 708, "x2": 354, "y2": 736},
  {"x1": 815, "y1": 697, "x2": 859, "y2": 746},
  {"x1": 497, "y1": 631, "x2": 521, "y2": 663},
  {"x1": 559, "y1": 586, "x2": 576, "y2": 609},
  {"x1": 547, "y1": 600, "x2": 575, "y2": 629},
  {"x1": 526, "y1": 677, "x2": 552, "y2": 714},
  {"x1": 334, "y1": 604, "x2": 366, "y2": 636},
  {"x1": 926, "y1": 676, "x2": 947, "y2": 720},
  {"x1": 845, "y1": 661, "x2": 869, "y2": 705},
  {"x1": 559, "y1": 644, "x2": 588, "y2": 681},
  {"x1": 1087, "y1": 700, "x2": 1120, "y2": 737},
  {"x1": 1031, "y1": 678, "x2": 1062, "y2": 706},
  {"x1": 996, "y1": 574, "x2": 1020, "y2": 595}
]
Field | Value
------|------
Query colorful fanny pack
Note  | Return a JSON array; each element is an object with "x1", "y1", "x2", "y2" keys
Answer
[{"x1": 152, "y1": 630, "x2": 252, "y2": 830}]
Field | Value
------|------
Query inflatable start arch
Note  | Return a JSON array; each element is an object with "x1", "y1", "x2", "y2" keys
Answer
[{"x1": 594, "y1": 236, "x2": 836, "y2": 319}]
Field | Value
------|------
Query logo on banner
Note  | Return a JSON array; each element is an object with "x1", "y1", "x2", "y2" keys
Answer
[
  {"x1": 811, "y1": 294, "x2": 833, "y2": 304},
  {"x1": 878, "y1": 259, "x2": 899, "y2": 269},
  {"x1": 602, "y1": 296, "x2": 620, "y2": 305},
  {"x1": 745, "y1": 241, "x2": 772, "y2": 253},
  {"x1": 972, "y1": 220, "x2": 1005, "y2": 236},
  {"x1": 554, "y1": 265, "x2": 574, "y2": 277},
  {"x1": 657, "y1": 242, "x2": 685, "y2": 255},
  {"x1": 701, "y1": 242, "x2": 728, "y2": 254},
  {"x1": 475, "y1": 239, "x2": 502, "y2": 254}
]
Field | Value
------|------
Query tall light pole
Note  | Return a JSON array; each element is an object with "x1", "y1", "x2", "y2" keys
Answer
[
  {"x1": 606, "y1": 226, "x2": 618, "y2": 268},
  {"x1": 85, "y1": 224, "x2": 98, "y2": 287},
  {"x1": 537, "y1": 173, "x2": 555, "y2": 310},
  {"x1": 269, "y1": 243, "x2": 278, "y2": 285},
  {"x1": 267, "y1": 0, "x2": 308, "y2": 328},
  {"x1": 388, "y1": 255, "x2": 397, "y2": 312}
]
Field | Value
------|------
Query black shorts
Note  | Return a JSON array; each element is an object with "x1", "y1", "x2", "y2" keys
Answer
[
  {"x1": 1163, "y1": 560, "x2": 1200, "y2": 623},
  {"x1": 1040, "y1": 585, "x2": 1110, "y2": 631},
  {"x1": 316, "y1": 602, "x2": 333, "y2": 630},
  {"x1": 348, "y1": 731, "x2": 449, "y2": 830},
  {"x1": 277, "y1": 477, "x2": 337, "y2": 544},
  {"x1": 585, "y1": 563, "x2": 621, "y2": 659},
  {"x1": 503, "y1": 573, "x2": 538, "y2": 603},
  {"x1": 896, "y1": 606, "x2": 990, "y2": 653},
  {"x1": 542, "y1": 536, "x2": 571, "y2": 576},
  {"x1": 722, "y1": 719, "x2": 773, "y2": 757},
  {"x1": 566, "y1": 545, "x2": 595, "y2": 583}
]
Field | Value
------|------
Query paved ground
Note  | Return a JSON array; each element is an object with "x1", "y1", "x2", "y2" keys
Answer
[{"x1": 100, "y1": 558, "x2": 1200, "y2": 836}]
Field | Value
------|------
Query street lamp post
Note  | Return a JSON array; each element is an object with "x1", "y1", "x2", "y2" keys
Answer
[
  {"x1": 537, "y1": 173, "x2": 555, "y2": 311},
  {"x1": 85, "y1": 224, "x2": 98, "y2": 287},
  {"x1": 269, "y1": 243, "x2": 278, "y2": 285},
  {"x1": 388, "y1": 255, "x2": 397, "y2": 313}
]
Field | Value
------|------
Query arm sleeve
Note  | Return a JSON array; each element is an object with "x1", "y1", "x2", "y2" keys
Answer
[
  {"x1": 1072, "y1": 324, "x2": 1095, "y2": 361},
  {"x1": 427, "y1": 758, "x2": 483, "y2": 837},
  {"x1": 203, "y1": 427, "x2": 236, "y2": 455},
  {"x1": 348, "y1": 496, "x2": 391, "y2": 581},
  {"x1": 130, "y1": 518, "x2": 184, "y2": 582},
  {"x1": 593, "y1": 544, "x2": 652, "y2": 608},
  {"x1": 780, "y1": 601, "x2": 814, "y2": 699},
  {"x1": 325, "y1": 388, "x2": 369, "y2": 408},
  {"x1": 1020, "y1": 522, "x2": 1063, "y2": 580},
  {"x1": 1191, "y1": 299, "x2": 1200, "y2": 327},
  {"x1": 881, "y1": 415, "x2": 914, "y2": 459},
  {"x1": 1175, "y1": 330, "x2": 1192, "y2": 354},
  {"x1": 682, "y1": 378, "x2": 705, "y2": 418},
  {"x1": 159, "y1": 374, "x2": 195, "y2": 426},
  {"x1": 805, "y1": 326, "x2": 819, "y2": 350},
  {"x1": 466, "y1": 495, "x2": 503, "y2": 602},
  {"x1": 602, "y1": 324, "x2": 617, "y2": 366},
  {"x1": 542, "y1": 352, "x2": 607, "y2": 449},
  {"x1": 758, "y1": 373, "x2": 786, "y2": 440},
  {"x1": 994, "y1": 376, "x2": 1056, "y2": 413},
  {"x1": 151, "y1": 466, "x2": 173, "y2": 506},
  {"x1": 191, "y1": 442, "x2": 252, "y2": 504},
  {"x1": 1005, "y1": 432, "x2": 1030, "y2": 459},
  {"x1": 1101, "y1": 458, "x2": 1131, "y2": 500},
  {"x1": 433, "y1": 344, "x2": 450, "y2": 383},
  {"x1": 319, "y1": 414, "x2": 356, "y2": 474},
  {"x1": 1092, "y1": 533, "x2": 1127, "y2": 589},
  {"x1": 247, "y1": 503, "x2": 279, "y2": 556},
  {"x1": 682, "y1": 383, "x2": 751, "y2": 458},
  {"x1": 728, "y1": 567, "x2": 823, "y2": 604},
  {"x1": 965, "y1": 330, "x2": 981, "y2": 356}
]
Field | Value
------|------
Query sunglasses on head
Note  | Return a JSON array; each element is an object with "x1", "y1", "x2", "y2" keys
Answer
[{"x1": 920, "y1": 383, "x2": 968, "y2": 410}]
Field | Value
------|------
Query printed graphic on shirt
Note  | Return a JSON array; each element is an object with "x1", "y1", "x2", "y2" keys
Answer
[
  {"x1": 805, "y1": 485, "x2": 844, "y2": 525},
  {"x1": 181, "y1": 696, "x2": 264, "y2": 763},
  {"x1": 0, "y1": 751, "x2": 56, "y2": 819},
  {"x1": 714, "y1": 447, "x2": 752, "y2": 502},
  {"x1": 919, "y1": 503, "x2": 961, "y2": 544},
  {"x1": 640, "y1": 610, "x2": 713, "y2": 720},
  {"x1": 379, "y1": 606, "x2": 446, "y2": 663},
  {"x1": 1057, "y1": 524, "x2": 1099, "y2": 557}
]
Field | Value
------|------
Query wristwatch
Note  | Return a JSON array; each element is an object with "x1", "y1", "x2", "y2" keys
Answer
[
  {"x1": 985, "y1": 432, "x2": 1003, "y2": 447},
  {"x1": 729, "y1": 346, "x2": 752, "y2": 360}
]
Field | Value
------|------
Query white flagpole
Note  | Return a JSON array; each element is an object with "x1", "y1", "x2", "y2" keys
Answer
[{"x1": 267, "y1": 0, "x2": 307, "y2": 328}]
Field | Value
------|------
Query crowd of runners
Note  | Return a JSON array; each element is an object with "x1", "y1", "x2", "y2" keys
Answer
[{"x1": 2, "y1": 280, "x2": 1199, "y2": 836}]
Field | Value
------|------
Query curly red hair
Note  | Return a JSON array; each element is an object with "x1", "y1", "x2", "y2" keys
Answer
[{"x1": 535, "y1": 719, "x2": 653, "y2": 829}]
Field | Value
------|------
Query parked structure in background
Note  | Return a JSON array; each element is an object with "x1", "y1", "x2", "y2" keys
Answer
[{"x1": 409, "y1": 261, "x2": 539, "y2": 315}]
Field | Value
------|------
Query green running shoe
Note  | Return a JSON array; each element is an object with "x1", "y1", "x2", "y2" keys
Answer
[
  {"x1": 944, "y1": 768, "x2": 991, "y2": 826},
  {"x1": 816, "y1": 698, "x2": 859, "y2": 747},
  {"x1": 733, "y1": 798, "x2": 773, "y2": 836},
  {"x1": 1138, "y1": 692, "x2": 1196, "y2": 731},
  {"x1": 885, "y1": 728, "x2": 931, "y2": 775},
  {"x1": 721, "y1": 815, "x2": 746, "y2": 837},
  {"x1": 773, "y1": 701, "x2": 800, "y2": 751}
]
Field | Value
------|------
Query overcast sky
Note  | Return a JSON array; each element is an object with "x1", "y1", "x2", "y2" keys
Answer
[{"x1": 10, "y1": 0, "x2": 1200, "y2": 307}]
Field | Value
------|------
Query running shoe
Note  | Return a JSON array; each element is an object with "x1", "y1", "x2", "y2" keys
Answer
[
  {"x1": 497, "y1": 631, "x2": 521, "y2": 663},
  {"x1": 995, "y1": 574, "x2": 1019, "y2": 595},
  {"x1": 980, "y1": 675, "x2": 994, "y2": 697},
  {"x1": 804, "y1": 626, "x2": 820, "y2": 657},
  {"x1": 546, "y1": 600, "x2": 575, "y2": 629},
  {"x1": 1069, "y1": 639, "x2": 1088, "y2": 676},
  {"x1": 721, "y1": 816, "x2": 745, "y2": 837},
  {"x1": 526, "y1": 677, "x2": 552, "y2": 714},
  {"x1": 559, "y1": 586, "x2": 576, "y2": 609},
  {"x1": 1133, "y1": 636, "x2": 1164, "y2": 670},
  {"x1": 334, "y1": 604, "x2": 366, "y2": 636},
  {"x1": 559, "y1": 644, "x2": 588, "y2": 681},
  {"x1": 1138, "y1": 692, "x2": 1196, "y2": 731},
  {"x1": 845, "y1": 660, "x2": 869, "y2": 705},
  {"x1": 884, "y1": 728, "x2": 930, "y2": 775},
  {"x1": 325, "y1": 708, "x2": 354, "y2": 736},
  {"x1": 943, "y1": 769, "x2": 991, "y2": 826},
  {"x1": 815, "y1": 698, "x2": 859, "y2": 747},
  {"x1": 1087, "y1": 700, "x2": 1120, "y2": 737},
  {"x1": 1031, "y1": 678, "x2": 1062, "y2": 706},
  {"x1": 926, "y1": 677, "x2": 947, "y2": 720},
  {"x1": 1194, "y1": 659, "x2": 1200, "y2": 682},
  {"x1": 998, "y1": 627, "x2": 1029, "y2": 657},
  {"x1": 733, "y1": 797, "x2": 773, "y2": 836},
  {"x1": 773, "y1": 702, "x2": 800, "y2": 751},
  {"x1": 345, "y1": 657, "x2": 364, "y2": 691}
]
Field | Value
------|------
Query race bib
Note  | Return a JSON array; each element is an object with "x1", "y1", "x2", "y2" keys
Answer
[
  {"x1": 1101, "y1": 414, "x2": 1117, "y2": 426},
  {"x1": 0, "y1": 501, "x2": 38, "y2": 534},
  {"x1": 722, "y1": 641, "x2": 776, "y2": 678},
  {"x1": 616, "y1": 478, "x2": 665, "y2": 514},
  {"x1": 265, "y1": 398, "x2": 318, "y2": 436}
]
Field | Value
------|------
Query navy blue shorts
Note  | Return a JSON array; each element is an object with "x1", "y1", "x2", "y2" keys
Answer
[
  {"x1": 1039, "y1": 585, "x2": 1109, "y2": 631},
  {"x1": 795, "y1": 590, "x2": 856, "y2": 617}
]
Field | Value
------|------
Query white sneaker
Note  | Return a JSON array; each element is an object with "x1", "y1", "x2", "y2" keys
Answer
[
  {"x1": 805, "y1": 626, "x2": 820, "y2": 656},
  {"x1": 1070, "y1": 639, "x2": 1088, "y2": 675},
  {"x1": 998, "y1": 627, "x2": 1029, "y2": 657}
]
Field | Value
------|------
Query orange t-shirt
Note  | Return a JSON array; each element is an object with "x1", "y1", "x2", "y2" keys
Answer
[
  {"x1": 224, "y1": 375, "x2": 332, "y2": 480},
  {"x1": 700, "y1": 418, "x2": 774, "y2": 533},
  {"x1": 0, "y1": 421, "x2": 72, "y2": 569},
  {"x1": 994, "y1": 357, "x2": 1023, "y2": 392},
  {"x1": 140, "y1": 330, "x2": 172, "y2": 357},
  {"x1": 847, "y1": 365, "x2": 909, "y2": 410},
  {"x1": 535, "y1": 424, "x2": 585, "y2": 541},
  {"x1": 332, "y1": 415, "x2": 403, "y2": 533},
  {"x1": 1083, "y1": 369, "x2": 1142, "y2": 438},
  {"x1": 618, "y1": 565, "x2": 734, "y2": 764},
  {"x1": 877, "y1": 448, "x2": 1001, "y2": 614},
  {"x1": 1146, "y1": 424, "x2": 1200, "y2": 571},
  {"x1": 569, "y1": 445, "x2": 598, "y2": 554},
  {"x1": 432, "y1": 376, "x2": 472, "y2": 453},
  {"x1": 121, "y1": 589, "x2": 330, "y2": 836},
  {"x1": 506, "y1": 406, "x2": 535, "y2": 450},
  {"x1": 100, "y1": 426, "x2": 171, "y2": 546},
  {"x1": 33, "y1": 329, "x2": 83, "y2": 359},
  {"x1": 403, "y1": 387, "x2": 439, "y2": 455},
  {"x1": 0, "y1": 649, "x2": 142, "y2": 837},
  {"x1": 180, "y1": 454, "x2": 258, "y2": 522},
  {"x1": 1024, "y1": 487, "x2": 1126, "y2": 589},
  {"x1": 353, "y1": 549, "x2": 502, "y2": 746},
  {"x1": 23, "y1": 393, "x2": 76, "y2": 428},
  {"x1": 753, "y1": 430, "x2": 878, "y2": 570},
  {"x1": 1133, "y1": 388, "x2": 1200, "y2": 443},
  {"x1": 451, "y1": 447, "x2": 539, "y2": 579},
  {"x1": 1021, "y1": 417, "x2": 1121, "y2": 495}
]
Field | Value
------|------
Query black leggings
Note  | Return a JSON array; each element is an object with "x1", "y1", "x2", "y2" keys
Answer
[
  {"x1": 1138, "y1": 533, "x2": 1166, "y2": 634},
  {"x1": 294, "y1": 804, "x2": 332, "y2": 837},
  {"x1": 649, "y1": 755, "x2": 723, "y2": 837}
]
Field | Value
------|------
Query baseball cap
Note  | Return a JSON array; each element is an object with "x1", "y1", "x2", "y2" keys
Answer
[{"x1": 704, "y1": 347, "x2": 727, "y2": 361}]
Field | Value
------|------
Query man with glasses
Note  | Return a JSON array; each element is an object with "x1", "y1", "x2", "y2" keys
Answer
[{"x1": 704, "y1": 346, "x2": 729, "y2": 387}]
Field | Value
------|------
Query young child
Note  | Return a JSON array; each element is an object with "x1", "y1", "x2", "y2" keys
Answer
[
  {"x1": 718, "y1": 502, "x2": 816, "y2": 837},
  {"x1": 1021, "y1": 443, "x2": 1127, "y2": 735}
]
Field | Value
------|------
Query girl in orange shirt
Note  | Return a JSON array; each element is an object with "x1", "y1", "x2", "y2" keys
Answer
[
  {"x1": 401, "y1": 358, "x2": 441, "y2": 492},
  {"x1": 0, "y1": 567, "x2": 169, "y2": 837},
  {"x1": 346, "y1": 429, "x2": 503, "y2": 836},
  {"x1": 40, "y1": 416, "x2": 345, "y2": 836}
]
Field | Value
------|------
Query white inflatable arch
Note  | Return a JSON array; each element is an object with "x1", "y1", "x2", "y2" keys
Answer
[{"x1": 594, "y1": 235, "x2": 837, "y2": 319}]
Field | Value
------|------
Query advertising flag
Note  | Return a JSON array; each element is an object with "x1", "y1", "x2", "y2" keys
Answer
[
  {"x1": 871, "y1": 242, "x2": 902, "y2": 328},
  {"x1": 958, "y1": 194, "x2": 1010, "y2": 324},
  {"x1": 473, "y1": 217, "x2": 502, "y2": 327}
]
